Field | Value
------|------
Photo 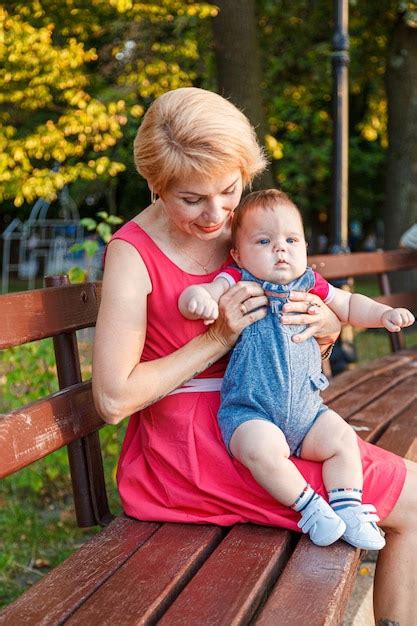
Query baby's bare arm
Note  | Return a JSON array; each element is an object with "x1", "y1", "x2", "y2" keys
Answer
[
  {"x1": 329, "y1": 288, "x2": 415, "y2": 331},
  {"x1": 178, "y1": 277, "x2": 231, "y2": 321}
]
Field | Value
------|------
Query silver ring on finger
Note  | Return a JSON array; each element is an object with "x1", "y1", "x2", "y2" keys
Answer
[
  {"x1": 307, "y1": 302, "x2": 320, "y2": 314},
  {"x1": 240, "y1": 303, "x2": 248, "y2": 316}
]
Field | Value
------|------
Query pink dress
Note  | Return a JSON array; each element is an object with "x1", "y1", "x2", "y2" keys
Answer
[{"x1": 110, "y1": 221, "x2": 406, "y2": 530}]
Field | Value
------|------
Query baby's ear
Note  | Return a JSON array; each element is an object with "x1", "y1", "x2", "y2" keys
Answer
[{"x1": 230, "y1": 248, "x2": 242, "y2": 267}]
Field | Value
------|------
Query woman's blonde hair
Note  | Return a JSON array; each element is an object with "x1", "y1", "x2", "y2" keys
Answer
[{"x1": 133, "y1": 87, "x2": 267, "y2": 194}]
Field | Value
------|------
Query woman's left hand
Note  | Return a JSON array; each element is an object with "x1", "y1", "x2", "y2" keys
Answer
[{"x1": 281, "y1": 290, "x2": 341, "y2": 344}]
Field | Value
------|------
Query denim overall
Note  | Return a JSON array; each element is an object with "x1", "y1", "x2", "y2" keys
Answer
[{"x1": 218, "y1": 267, "x2": 330, "y2": 456}]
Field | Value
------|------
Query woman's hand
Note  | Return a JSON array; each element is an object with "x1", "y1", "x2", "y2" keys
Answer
[
  {"x1": 207, "y1": 281, "x2": 268, "y2": 348},
  {"x1": 281, "y1": 290, "x2": 341, "y2": 346}
]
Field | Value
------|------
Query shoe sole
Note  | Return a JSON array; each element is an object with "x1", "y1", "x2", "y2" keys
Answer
[{"x1": 341, "y1": 534, "x2": 386, "y2": 550}]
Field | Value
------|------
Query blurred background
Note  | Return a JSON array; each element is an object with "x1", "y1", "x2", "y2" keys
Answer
[{"x1": 2, "y1": 1, "x2": 417, "y2": 292}]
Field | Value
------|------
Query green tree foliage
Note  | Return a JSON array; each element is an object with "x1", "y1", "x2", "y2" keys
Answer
[
  {"x1": 2, "y1": 1, "x2": 417, "y2": 241},
  {"x1": 258, "y1": 0, "x2": 333, "y2": 223},
  {"x1": 257, "y1": 1, "x2": 417, "y2": 244},
  {"x1": 0, "y1": 0, "x2": 217, "y2": 212},
  {"x1": 0, "y1": 3, "x2": 127, "y2": 208}
]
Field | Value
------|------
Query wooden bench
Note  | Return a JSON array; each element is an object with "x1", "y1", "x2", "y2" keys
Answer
[
  {"x1": 309, "y1": 247, "x2": 417, "y2": 353},
  {"x1": 1, "y1": 249, "x2": 417, "y2": 626}
]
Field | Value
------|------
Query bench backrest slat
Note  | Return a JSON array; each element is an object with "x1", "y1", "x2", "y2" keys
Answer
[
  {"x1": 308, "y1": 248, "x2": 417, "y2": 280},
  {"x1": 0, "y1": 382, "x2": 102, "y2": 479},
  {"x1": 1, "y1": 277, "x2": 108, "y2": 527},
  {"x1": 309, "y1": 248, "x2": 417, "y2": 354},
  {"x1": 375, "y1": 292, "x2": 417, "y2": 310},
  {"x1": 0, "y1": 282, "x2": 101, "y2": 349}
]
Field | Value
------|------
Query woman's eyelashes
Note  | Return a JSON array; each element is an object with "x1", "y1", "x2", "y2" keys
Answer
[
  {"x1": 182, "y1": 197, "x2": 201, "y2": 205},
  {"x1": 181, "y1": 187, "x2": 237, "y2": 205}
]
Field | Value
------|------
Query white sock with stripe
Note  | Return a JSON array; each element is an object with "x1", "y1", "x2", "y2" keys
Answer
[
  {"x1": 291, "y1": 483, "x2": 319, "y2": 512},
  {"x1": 328, "y1": 487, "x2": 362, "y2": 512}
]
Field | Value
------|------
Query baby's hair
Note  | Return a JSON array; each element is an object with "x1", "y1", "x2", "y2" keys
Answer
[
  {"x1": 231, "y1": 189, "x2": 303, "y2": 246},
  {"x1": 133, "y1": 87, "x2": 267, "y2": 195}
]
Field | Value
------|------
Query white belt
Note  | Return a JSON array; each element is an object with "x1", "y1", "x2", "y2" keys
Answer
[{"x1": 168, "y1": 377, "x2": 223, "y2": 395}]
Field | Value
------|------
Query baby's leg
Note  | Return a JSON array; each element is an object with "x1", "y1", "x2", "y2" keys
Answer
[
  {"x1": 299, "y1": 409, "x2": 363, "y2": 490},
  {"x1": 229, "y1": 419, "x2": 306, "y2": 505},
  {"x1": 230, "y1": 419, "x2": 346, "y2": 546},
  {"x1": 301, "y1": 410, "x2": 385, "y2": 550}
]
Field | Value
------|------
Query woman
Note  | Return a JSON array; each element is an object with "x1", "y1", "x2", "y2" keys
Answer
[{"x1": 93, "y1": 87, "x2": 417, "y2": 624}]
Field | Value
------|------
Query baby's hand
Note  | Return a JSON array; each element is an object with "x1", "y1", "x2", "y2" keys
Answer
[
  {"x1": 185, "y1": 286, "x2": 219, "y2": 325},
  {"x1": 382, "y1": 308, "x2": 415, "y2": 332}
]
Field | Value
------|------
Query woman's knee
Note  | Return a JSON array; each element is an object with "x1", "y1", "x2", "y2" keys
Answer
[{"x1": 382, "y1": 459, "x2": 417, "y2": 533}]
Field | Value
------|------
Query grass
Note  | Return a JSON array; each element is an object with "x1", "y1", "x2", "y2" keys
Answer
[
  {"x1": 2, "y1": 277, "x2": 46, "y2": 294},
  {"x1": 355, "y1": 326, "x2": 417, "y2": 363},
  {"x1": 1, "y1": 278, "x2": 416, "y2": 609},
  {"x1": 0, "y1": 484, "x2": 102, "y2": 607}
]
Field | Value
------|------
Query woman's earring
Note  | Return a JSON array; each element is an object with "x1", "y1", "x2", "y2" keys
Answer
[{"x1": 151, "y1": 190, "x2": 157, "y2": 204}]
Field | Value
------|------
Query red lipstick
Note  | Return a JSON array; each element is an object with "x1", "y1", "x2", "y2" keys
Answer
[{"x1": 196, "y1": 222, "x2": 224, "y2": 233}]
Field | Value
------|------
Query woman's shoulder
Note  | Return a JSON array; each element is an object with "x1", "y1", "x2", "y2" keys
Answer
[
  {"x1": 110, "y1": 208, "x2": 160, "y2": 252},
  {"x1": 102, "y1": 213, "x2": 156, "y2": 291},
  {"x1": 106, "y1": 210, "x2": 181, "y2": 292},
  {"x1": 111, "y1": 218, "x2": 144, "y2": 241}
]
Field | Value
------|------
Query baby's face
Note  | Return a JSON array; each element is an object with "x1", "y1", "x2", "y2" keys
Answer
[{"x1": 231, "y1": 205, "x2": 308, "y2": 284}]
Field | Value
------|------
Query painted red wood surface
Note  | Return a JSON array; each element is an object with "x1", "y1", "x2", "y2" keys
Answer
[
  {"x1": 0, "y1": 283, "x2": 100, "y2": 349},
  {"x1": 158, "y1": 525, "x2": 295, "y2": 626},
  {"x1": 308, "y1": 248, "x2": 417, "y2": 279},
  {"x1": 254, "y1": 538, "x2": 361, "y2": 626},
  {"x1": 65, "y1": 525, "x2": 225, "y2": 625},
  {"x1": 0, "y1": 517, "x2": 159, "y2": 625},
  {"x1": 0, "y1": 382, "x2": 103, "y2": 478}
]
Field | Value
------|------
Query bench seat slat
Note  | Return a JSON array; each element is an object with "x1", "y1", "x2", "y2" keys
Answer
[
  {"x1": 0, "y1": 382, "x2": 102, "y2": 478},
  {"x1": 254, "y1": 538, "x2": 361, "y2": 626},
  {"x1": 0, "y1": 283, "x2": 100, "y2": 349},
  {"x1": 322, "y1": 351, "x2": 417, "y2": 404},
  {"x1": 376, "y1": 403, "x2": 417, "y2": 461},
  {"x1": 64, "y1": 524, "x2": 225, "y2": 625},
  {"x1": 0, "y1": 517, "x2": 159, "y2": 626},
  {"x1": 349, "y1": 374, "x2": 417, "y2": 442},
  {"x1": 156, "y1": 525, "x2": 295, "y2": 626},
  {"x1": 327, "y1": 368, "x2": 415, "y2": 420}
]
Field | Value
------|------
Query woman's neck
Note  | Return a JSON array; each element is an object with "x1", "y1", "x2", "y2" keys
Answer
[{"x1": 133, "y1": 204, "x2": 232, "y2": 274}]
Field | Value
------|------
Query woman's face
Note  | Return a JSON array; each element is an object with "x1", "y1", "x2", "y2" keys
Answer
[{"x1": 159, "y1": 170, "x2": 243, "y2": 240}]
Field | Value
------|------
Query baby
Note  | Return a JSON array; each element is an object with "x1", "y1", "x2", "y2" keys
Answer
[{"x1": 178, "y1": 189, "x2": 415, "y2": 549}]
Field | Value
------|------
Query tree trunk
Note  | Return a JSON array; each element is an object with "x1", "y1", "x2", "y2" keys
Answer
[
  {"x1": 212, "y1": 0, "x2": 275, "y2": 189},
  {"x1": 384, "y1": 14, "x2": 417, "y2": 250}
]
